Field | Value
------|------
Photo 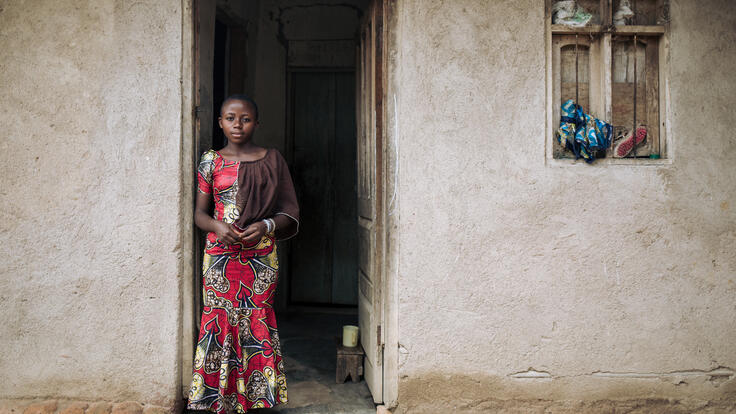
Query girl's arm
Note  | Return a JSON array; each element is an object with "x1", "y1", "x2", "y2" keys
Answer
[
  {"x1": 194, "y1": 191, "x2": 243, "y2": 244},
  {"x1": 239, "y1": 221, "x2": 267, "y2": 245},
  {"x1": 271, "y1": 214, "x2": 294, "y2": 234},
  {"x1": 239, "y1": 214, "x2": 295, "y2": 244}
]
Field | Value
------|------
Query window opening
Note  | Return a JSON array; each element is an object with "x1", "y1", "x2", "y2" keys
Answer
[
  {"x1": 550, "y1": 0, "x2": 668, "y2": 162},
  {"x1": 611, "y1": 34, "x2": 659, "y2": 157}
]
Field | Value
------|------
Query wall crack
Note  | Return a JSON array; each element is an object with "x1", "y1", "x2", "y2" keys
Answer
[{"x1": 508, "y1": 366, "x2": 734, "y2": 382}]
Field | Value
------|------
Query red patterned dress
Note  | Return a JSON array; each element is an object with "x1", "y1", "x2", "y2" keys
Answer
[{"x1": 188, "y1": 149, "x2": 295, "y2": 413}]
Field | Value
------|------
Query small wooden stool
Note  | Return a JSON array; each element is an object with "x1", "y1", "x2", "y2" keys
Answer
[{"x1": 335, "y1": 337, "x2": 364, "y2": 383}]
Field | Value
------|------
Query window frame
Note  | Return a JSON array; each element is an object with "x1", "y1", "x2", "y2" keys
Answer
[{"x1": 545, "y1": 0, "x2": 671, "y2": 165}]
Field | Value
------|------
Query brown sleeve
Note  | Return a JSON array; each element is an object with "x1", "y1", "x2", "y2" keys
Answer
[{"x1": 273, "y1": 151, "x2": 300, "y2": 240}]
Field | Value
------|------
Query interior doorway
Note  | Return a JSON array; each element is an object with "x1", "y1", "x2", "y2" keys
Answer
[{"x1": 288, "y1": 69, "x2": 358, "y2": 306}]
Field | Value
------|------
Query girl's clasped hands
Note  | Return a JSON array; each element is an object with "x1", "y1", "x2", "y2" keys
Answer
[{"x1": 213, "y1": 221, "x2": 267, "y2": 246}]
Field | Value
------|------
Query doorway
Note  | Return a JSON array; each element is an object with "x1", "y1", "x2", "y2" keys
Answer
[
  {"x1": 288, "y1": 70, "x2": 358, "y2": 306},
  {"x1": 185, "y1": 0, "x2": 394, "y2": 408}
]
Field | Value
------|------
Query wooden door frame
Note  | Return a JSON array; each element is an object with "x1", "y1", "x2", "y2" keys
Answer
[
  {"x1": 358, "y1": 0, "x2": 399, "y2": 406},
  {"x1": 377, "y1": 0, "x2": 399, "y2": 406},
  {"x1": 181, "y1": 0, "x2": 220, "y2": 399},
  {"x1": 180, "y1": 0, "x2": 399, "y2": 405},
  {"x1": 180, "y1": 0, "x2": 197, "y2": 399}
]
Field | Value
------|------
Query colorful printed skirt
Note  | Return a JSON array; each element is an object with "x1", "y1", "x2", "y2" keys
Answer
[{"x1": 188, "y1": 236, "x2": 287, "y2": 413}]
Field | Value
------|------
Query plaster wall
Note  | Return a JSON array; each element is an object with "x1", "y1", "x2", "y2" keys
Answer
[
  {"x1": 392, "y1": 0, "x2": 736, "y2": 410},
  {"x1": 0, "y1": 1, "x2": 185, "y2": 407}
]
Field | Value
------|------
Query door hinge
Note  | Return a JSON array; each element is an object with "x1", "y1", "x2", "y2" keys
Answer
[{"x1": 376, "y1": 325, "x2": 384, "y2": 365}]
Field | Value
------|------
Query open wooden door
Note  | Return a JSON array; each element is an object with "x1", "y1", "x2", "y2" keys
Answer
[
  {"x1": 357, "y1": 0, "x2": 385, "y2": 403},
  {"x1": 194, "y1": 0, "x2": 215, "y2": 157},
  {"x1": 193, "y1": 0, "x2": 216, "y2": 331},
  {"x1": 182, "y1": 0, "x2": 216, "y2": 398}
]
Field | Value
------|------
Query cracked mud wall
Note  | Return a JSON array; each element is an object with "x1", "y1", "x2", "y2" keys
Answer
[
  {"x1": 0, "y1": 1, "x2": 184, "y2": 407},
  {"x1": 391, "y1": 0, "x2": 736, "y2": 411}
]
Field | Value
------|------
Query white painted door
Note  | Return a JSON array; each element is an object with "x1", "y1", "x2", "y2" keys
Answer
[{"x1": 357, "y1": 0, "x2": 385, "y2": 403}]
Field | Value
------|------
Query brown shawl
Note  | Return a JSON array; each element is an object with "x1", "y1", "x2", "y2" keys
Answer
[{"x1": 233, "y1": 149, "x2": 300, "y2": 240}]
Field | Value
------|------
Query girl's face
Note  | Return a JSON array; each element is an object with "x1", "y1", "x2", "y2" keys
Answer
[{"x1": 219, "y1": 100, "x2": 258, "y2": 145}]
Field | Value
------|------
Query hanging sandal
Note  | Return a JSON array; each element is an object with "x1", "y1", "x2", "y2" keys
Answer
[{"x1": 614, "y1": 125, "x2": 647, "y2": 157}]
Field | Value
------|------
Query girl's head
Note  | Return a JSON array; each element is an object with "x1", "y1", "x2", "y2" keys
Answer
[
  {"x1": 218, "y1": 95, "x2": 259, "y2": 145},
  {"x1": 220, "y1": 94, "x2": 259, "y2": 120}
]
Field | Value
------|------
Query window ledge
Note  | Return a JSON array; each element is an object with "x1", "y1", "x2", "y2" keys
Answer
[
  {"x1": 551, "y1": 24, "x2": 665, "y2": 35},
  {"x1": 547, "y1": 157, "x2": 673, "y2": 167}
]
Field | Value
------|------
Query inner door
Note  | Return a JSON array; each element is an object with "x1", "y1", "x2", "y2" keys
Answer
[
  {"x1": 357, "y1": 0, "x2": 385, "y2": 403},
  {"x1": 290, "y1": 70, "x2": 358, "y2": 305}
]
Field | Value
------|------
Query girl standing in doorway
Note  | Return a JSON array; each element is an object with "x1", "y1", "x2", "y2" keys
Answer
[{"x1": 187, "y1": 95, "x2": 299, "y2": 413}]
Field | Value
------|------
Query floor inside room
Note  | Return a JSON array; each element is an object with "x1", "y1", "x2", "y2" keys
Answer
[{"x1": 261, "y1": 309, "x2": 376, "y2": 413}]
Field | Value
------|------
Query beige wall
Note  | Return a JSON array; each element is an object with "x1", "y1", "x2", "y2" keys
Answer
[
  {"x1": 0, "y1": 1, "x2": 185, "y2": 407},
  {"x1": 392, "y1": 0, "x2": 736, "y2": 411},
  {"x1": 2, "y1": 0, "x2": 735, "y2": 410}
]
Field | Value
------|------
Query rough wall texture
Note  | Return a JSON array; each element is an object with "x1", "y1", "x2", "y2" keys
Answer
[
  {"x1": 0, "y1": 1, "x2": 184, "y2": 406},
  {"x1": 393, "y1": 0, "x2": 736, "y2": 411}
]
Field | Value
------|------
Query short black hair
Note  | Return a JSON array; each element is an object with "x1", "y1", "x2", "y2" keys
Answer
[{"x1": 220, "y1": 94, "x2": 259, "y2": 120}]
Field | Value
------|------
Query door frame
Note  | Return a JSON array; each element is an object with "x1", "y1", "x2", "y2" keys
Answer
[
  {"x1": 180, "y1": 0, "x2": 399, "y2": 406},
  {"x1": 180, "y1": 0, "x2": 198, "y2": 399},
  {"x1": 378, "y1": 0, "x2": 399, "y2": 405}
]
